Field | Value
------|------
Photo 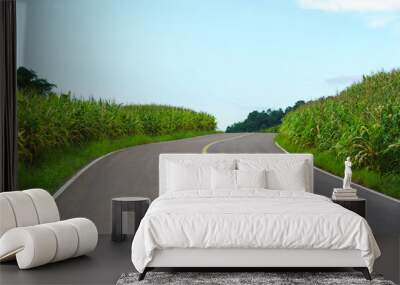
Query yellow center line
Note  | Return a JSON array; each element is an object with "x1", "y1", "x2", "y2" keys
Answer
[{"x1": 201, "y1": 133, "x2": 253, "y2": 153}]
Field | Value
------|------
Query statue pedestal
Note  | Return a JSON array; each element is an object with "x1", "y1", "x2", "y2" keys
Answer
[
  {"x1": 332, "y1": 188, "x2": 358, "y2": 200},
  {"x1": 334, "y1": 188, "x2": 356, "y2": 192}
]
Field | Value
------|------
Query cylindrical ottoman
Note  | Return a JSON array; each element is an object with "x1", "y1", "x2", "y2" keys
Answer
[{"x1": 0, "y1": 218, "x2": 98, "y2": 269}]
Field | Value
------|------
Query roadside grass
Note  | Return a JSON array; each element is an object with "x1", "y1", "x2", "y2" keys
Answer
[
  {"x1": 18, "y1": 131, "x2": 217, "y2": 194},
  {"x1": 18, "y1": 91, "x2": 217, "y2": 163},
  {"x1": 261, "y1": 125, "x2": 280, "y2": 133},
  {"x1": 276, "y1": 134, "x2": 400, "y2": 199},
  {"x1": 278, "y1": 70, "x2": 400, "y2": 177}
]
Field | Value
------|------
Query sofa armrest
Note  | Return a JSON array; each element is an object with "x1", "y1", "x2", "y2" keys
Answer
[
  {"x1": 0, "y1": 225, "x2": 57, "y2": 268},
  {"x1": 0, "y1": 218, "x2": 98, "y2": 269}
]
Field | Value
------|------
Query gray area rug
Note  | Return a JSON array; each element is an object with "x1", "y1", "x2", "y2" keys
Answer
[{"x1": 116, "y1": 272, "x2": 395, "y2": 285}]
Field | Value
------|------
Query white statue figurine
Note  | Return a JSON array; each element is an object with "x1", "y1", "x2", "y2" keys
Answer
[{"x1": 343, "y1": 157, "x2": 352, "y2": 189}]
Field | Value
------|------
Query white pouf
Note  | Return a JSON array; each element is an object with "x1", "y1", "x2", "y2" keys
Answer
[{"x1": 0, "y1": 189, "x2": 98, "y2": 269}]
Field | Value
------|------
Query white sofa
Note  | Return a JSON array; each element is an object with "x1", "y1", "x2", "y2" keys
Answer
[{"x1": 0, "y1": 189, "x2": 98, "y2": 269}]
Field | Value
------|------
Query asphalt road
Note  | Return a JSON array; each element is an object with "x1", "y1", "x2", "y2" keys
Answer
[
  {"x1": 57, "y1": 132, "x2": 398, "y2": 233},
  {"x1": 56, "y1": 133, "x2": 256, "y2": 233},
  {"x1": 55, "y1": 132, "x2": 399, "y2": 282}
]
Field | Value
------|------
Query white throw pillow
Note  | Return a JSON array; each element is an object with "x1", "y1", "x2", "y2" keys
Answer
[
  {"x1": 236, "y1": 169, "x2": 267, "y2": 189},
  {"x1": 165, "y1": 159, "x2": 236, "y2": 192},
  {"x1": 167, "y1": 162, "x2": 211, "y2": 191},
  {"x1": 211, "y1": 168, "x2": 236, "y2": 190},
  {"x1": 238, "y1": 159, "x2": 307, "y2": 191}
]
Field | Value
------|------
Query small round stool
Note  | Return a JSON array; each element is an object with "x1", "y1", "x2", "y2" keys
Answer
[{"x1": 111, "y1": 197, "x2": 150, "y2": 242}]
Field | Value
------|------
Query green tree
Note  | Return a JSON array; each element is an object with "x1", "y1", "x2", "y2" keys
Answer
[
  {"x1": 226, "y1": 100, "x2": 305, "y2": 133},
  {"x1": 17, "y1": 67, "x2": 56, "y2": 95}
]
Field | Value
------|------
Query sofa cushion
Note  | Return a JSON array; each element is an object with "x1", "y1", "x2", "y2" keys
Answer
[
  {"x1": 24, "y1": 189, "x2": 60, "y2": 224},
  {"x1": 0, "y1": 196, "x2": 17, "y2": 237},
  {"x1": 0, "y1": 192, "x2": 39, "y2": 227}
]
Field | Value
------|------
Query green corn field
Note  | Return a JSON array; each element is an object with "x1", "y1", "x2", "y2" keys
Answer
[
  {"x1": 279, "y1": 70, "x2": 400, "y2": 197},
  {"x1": 17, "y1": 90, "x2": 217, "y2": 163}
]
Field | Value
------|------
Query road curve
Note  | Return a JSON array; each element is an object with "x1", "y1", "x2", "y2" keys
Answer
[
  {"x1": 57, "y1": 132, "x2": 398, "y2": 235},
  {"x1": 56, "y1": 133, "x2": 253, "y2": 233}
]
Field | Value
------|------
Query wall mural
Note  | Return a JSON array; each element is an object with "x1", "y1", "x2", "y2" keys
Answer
[{"x1": 14, "y1": 1, "x2": 399, "y2": 282}]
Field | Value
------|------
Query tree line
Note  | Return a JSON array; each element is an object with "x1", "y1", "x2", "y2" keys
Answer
[{"x1": 226, "y1": 100, "x2": 305, "y2": 132}]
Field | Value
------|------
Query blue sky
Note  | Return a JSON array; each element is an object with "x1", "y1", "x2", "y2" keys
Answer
[{"x1": 17, "y1": 0, "x2": 400, "y2": 129}]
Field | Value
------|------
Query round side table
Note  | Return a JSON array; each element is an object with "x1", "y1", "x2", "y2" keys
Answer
[{"x1": 111, "y1": 197, "x2": 150, "y2": 242}]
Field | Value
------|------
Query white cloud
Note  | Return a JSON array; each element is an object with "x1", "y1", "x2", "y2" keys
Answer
[
  {"x1": 367, "y1": 15, "x2": 396, "y2": 27},
  {"x1": 298, "y1": 0, "x2": 400, "y2": 28},
  {"x1": 299, "y1": 0, "x2": 400, "y2": 12}
]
